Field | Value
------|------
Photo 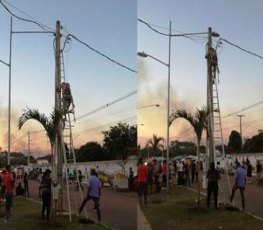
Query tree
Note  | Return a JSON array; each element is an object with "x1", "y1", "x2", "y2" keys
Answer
[
  {"x1": 146, "y1": 134, "x2": 164, "y2": 158},
  {"x1": 17, "y1": 107, "x2": 61, "y2": 217},
  {"x1": 18, "y1": 108, "x2": 61, "y2": 152},
  {"x1": 170, "y1": 106, "x2": 208, "y2": 207},
  {"x1": 170, "y1": 140, "x2": 197, "y2": 157},
  {"x1": 228, "y1": 130, "x2": 242, "y2": 153},
  {"x1": 242, "y1": 130, "x2": 263, "y2": 153},
  {"x1": 76, "y1": 142, "x2": 109, "y2": 162},
  {"x1": 102, "y1": 123, "x2": 137, "y2": 160}
]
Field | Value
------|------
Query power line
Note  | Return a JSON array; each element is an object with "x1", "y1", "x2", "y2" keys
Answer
[
  {"x1": 140, "y1": 20, "x2": 207, "y2": 44},
  {"x1": 2, "y1": 0, "x2": 55, "y2": 32},
  {"x1": 76, "y1": 90, "x2": 137, "y2": 121},
  {"x1": 222, "y1": 100, "x2": 263, "y2": 118},
  {"x1": 74, "y1": 115, "x2": 136, "y2": 135},
  {"x1": 0, "y1": 0, "x2": 52, "y2": 32},
  {"x1": 0, "y1": 1, "x2": 137, "y2": 73},
  {"x1": 68, "y1": 33, "x2": 137, "y2": 73},
  {"x1": 138, "y1": 18, "x2": 208, "y2": 38},
  {"x1": 220, "y1": 38, "x2": 263, "y2": 60}
]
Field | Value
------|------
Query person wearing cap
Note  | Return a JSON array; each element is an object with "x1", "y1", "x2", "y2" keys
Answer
[{"x1": 40, "y1": 169, "x2": 52, "y2": 220}]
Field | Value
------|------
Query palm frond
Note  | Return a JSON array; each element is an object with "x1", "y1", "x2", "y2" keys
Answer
[{"x1": 17, "y1": 107, "x2": 49, "y2": 130}]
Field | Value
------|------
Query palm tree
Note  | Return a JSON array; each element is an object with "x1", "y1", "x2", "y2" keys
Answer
[
  {"x1": 170, "y1": 106, "x2": 208, "y2": 207},
  {"x1": 17, "y1": 107, "x2": 62, "y2": 216},
  {"x1": 147, "y1": 134, "x2": 165, "y2": 158},
  {"x1": 18, "y1": 107, "x2": 61, "y2": 152}
]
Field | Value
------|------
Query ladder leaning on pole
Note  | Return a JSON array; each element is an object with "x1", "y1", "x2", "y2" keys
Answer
[
  {"x1": 211, "y1": 69, "x2": 231, "y2": 205},
  {"x1": 59, "y1": 51, "x2": 87, "y2": 222}
]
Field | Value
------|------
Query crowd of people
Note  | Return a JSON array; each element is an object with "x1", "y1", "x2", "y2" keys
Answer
[
  {"x1": 136, "y1": 157, "x2": 202, "y2": 206},
  {"x1": 136, "y1": 156, "x2": 263, "y2": 212}
]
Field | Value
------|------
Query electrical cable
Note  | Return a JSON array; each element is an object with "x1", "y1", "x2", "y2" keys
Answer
[
  {"x1": 0, "y1": 1, "x2": 137, "y2": 73},
  {"x1": 0, "y1": 0, "x2": 53, "y2": 32},
  {"x1": 222, "y1": 101, "x2": 263, "y2": 118},
  {"x1": 68, "y1": 33, "x2": 137, "y2": 73},
  {"x1": 138, "y1": 18, "x2": 208, "y2": 38},
  {"x1": 76, "y1": 90, "x2": 137, "y2": 121},
  {"x1": 220, "y1": 38, "x2": 263, "y2": 60},
  {"x1": 3, "y1": 0, "x2": 55, "y2": 32}
]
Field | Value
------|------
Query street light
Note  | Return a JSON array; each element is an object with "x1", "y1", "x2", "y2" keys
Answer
[
  {"x1": 138, "y1": 104, "x2": 160, "y2": 110},
  {"x1": 138, "y1": 21, "x2": 172, "y2": 192},
  {"x1": 0, "y1": 17, "x2": 12, "y2": 165}
]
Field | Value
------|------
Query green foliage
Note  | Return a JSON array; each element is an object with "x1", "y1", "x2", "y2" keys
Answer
[
  {"x1": 170, "y1": 140, "x2": 197, "y2": 157},
  {"x1": 17, "y1": 107, "x2": 62, "y2": 148},
  {"x1": 76, "y1": 142, "x2": 110, "y2": 162},
  {"x1": 242, "y1": 130, "x2": 263, "y2": 153},
  {"x1": 146, "y1": 134, "x2": 164, "y2": 157},
  {"x1": 228, "y1": 130, "x2": 242, "y2": 153},
  {"x1": 102, "y1": 123, "x2": 137, "y2": 160}
]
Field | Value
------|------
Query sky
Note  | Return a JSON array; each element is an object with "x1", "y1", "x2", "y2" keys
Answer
[
  {"x1": 138, "y1": 0, "x2": 263, "y2": 148},
  {"x1": 0, "y1": 0, "x2": 137, "y2": 156}
]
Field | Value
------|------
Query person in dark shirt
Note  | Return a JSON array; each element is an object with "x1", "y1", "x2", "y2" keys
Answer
[
  {"x1": 206, "y1": 162, "x2": 220, "y2": 209},
  {"x1": 40, "y1": 169, "x2": 52, "y2": 220},
  {"x1": 23, "y1": 172, "x2": 29, "y2": 197},
  {"x1": 16, "y1": 182, "x2": 24, "y2": 196}
]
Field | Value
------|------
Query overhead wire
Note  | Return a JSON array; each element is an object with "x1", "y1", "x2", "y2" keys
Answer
[
  {"x1": 67, "y1": 33, "x2": 137, "y2": 73},
  {"x1": 220, "y1": 38, "x2": 263, "y2": 60},
  {"x1": 3, "y1": 0, "x2": 55, "y2": 33},
  {"x1": 0, "y1": 0, "x2": 53, "y2": 32},
  {"x1": 0, "y1": 1, "x2": 137, "y2": 73},
  {"x1": 144, "y1": 20, "x2": 207, "y2": 44},
  {"x1": 222, "y1": 100, "x2": 263, "y2": 118},
  {"x1": 76, "y1": 90, "x2": 137, "y2": 121}
]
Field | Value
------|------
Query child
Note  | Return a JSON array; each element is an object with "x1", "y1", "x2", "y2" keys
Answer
[{"x1": 52, "y1": 182, "x2": 61, "y2": 213}]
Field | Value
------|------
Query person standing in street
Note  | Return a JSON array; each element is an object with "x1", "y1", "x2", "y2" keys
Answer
[
  {"x1": 137, "y1": 157, "x2": 147, "y2": 206},
  {"x1": 23, "y1": 172, "x2": 30, "y2": 197},
  {"x1": 230, "y1": 162, "x2": 246, "y2": 210},
  {"x1": 40, "y1": 169, "x2": 52, "y2": 220},
  {"x1": 3, "y1": 165, "x2": 14, "y2": 222},
  {"x1": 206, "y1": 162, "x2": 220, "y2": 209},
  {"x1": 128, "y1": 167, "x2": 134, "y2": 191},
  {"x1": 79, "y1": 169, "x2": 101, "y2": 224}
]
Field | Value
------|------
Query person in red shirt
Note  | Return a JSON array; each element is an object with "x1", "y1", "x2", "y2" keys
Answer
[
  {"x1": 137, "y1": 157, "x2": 147, "y2": 206},
  {"x1": 4, "y1": 165, "x2": 13, "y2": 222},
  {"x1": 0, "y1": 169, "x2": 7, "y2": 201}
]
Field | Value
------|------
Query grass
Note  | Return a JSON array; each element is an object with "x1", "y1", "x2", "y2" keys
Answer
[
  {"x1": 0, "y1": 196, "x2": 112, "y2": 230},
  {"x1": 142, "y1": 187, "x2": 263, "y2": 230}
]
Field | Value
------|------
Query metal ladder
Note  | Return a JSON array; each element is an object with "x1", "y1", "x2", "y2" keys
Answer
[
  {"x1": 60, "y1": 51, "x2": 87, "y2": 222},
  {"x1": 211, "y1": 71, "x2": 231, "y2": 205}
]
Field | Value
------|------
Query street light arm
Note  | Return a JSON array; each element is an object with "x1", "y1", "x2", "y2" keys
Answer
[
  {"x1": 138, "y1": 51, "x2": 168, "y2": 67},
  {"x1": 138, "y1": 104, "x2": 160, "y2": 109}
]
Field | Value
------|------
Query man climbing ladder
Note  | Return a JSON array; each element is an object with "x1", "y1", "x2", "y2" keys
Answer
[{"x1": 60, "y1": 82, "x2": 74, "y2": 114}]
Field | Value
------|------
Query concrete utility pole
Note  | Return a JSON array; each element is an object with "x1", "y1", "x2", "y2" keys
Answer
[
  {"x1": 206, "y1": 27, "x2": 215, "y2": 164},
  {"x1": 54, "y1": 20, "x2": 64, "y2": 211},
  {"x1": 237, "y1": 114, "x2": 245, "y2": 152}
]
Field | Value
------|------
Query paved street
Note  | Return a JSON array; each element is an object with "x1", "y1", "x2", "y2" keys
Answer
[{"x1": 25, "y1": 179, "x2": 137, "y2": 230}]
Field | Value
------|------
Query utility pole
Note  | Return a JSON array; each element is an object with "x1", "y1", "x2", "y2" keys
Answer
[
  {"x1": 206, "y1": 27, "x2": 215, "y2": 165},
  {"x1": 237, "y1": 114, "x2": 245, "y2": 152},
  {"x1": 7, "y1": 17, "x2": 13, "y2": 165},
  {"x1": 54, "y1": 20, "x2": 64, "y2": 211},
  {"x1": 27, "y1": 131, "x2": 30, "y2": 173}
]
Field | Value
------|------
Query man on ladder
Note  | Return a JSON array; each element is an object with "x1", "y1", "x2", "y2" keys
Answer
[{"x1": 61, "y1": 82, "x2": 74, "y2": 114}]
